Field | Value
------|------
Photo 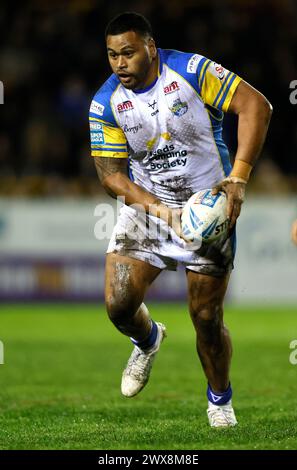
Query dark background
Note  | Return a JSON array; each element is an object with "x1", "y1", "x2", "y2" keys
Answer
[{"x1": 1, "y1": 0, "x2": 296, "y2": 196}]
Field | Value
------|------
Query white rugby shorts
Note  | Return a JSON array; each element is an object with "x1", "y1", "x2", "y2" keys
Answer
[{"x1": 107, "y1": 205, "x2": 236, "y2": 276}]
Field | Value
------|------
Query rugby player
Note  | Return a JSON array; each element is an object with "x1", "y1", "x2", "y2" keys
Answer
[{"x1": 89, "y1": 12, "x2": 272, "y2": 427}]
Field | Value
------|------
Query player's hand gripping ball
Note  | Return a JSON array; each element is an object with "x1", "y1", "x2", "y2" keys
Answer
[{"x1": 181, "y1": 189, "x2": 229, "y2": 244}]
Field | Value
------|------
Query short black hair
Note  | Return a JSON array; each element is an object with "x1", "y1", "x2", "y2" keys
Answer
[{"x1": 105, "y1": 12, "x2": 153, "y2": 39}]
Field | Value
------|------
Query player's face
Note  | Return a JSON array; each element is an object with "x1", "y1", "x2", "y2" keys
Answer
[{"x1": 106, "y1": 31, "x2": 157, "y2": 90}]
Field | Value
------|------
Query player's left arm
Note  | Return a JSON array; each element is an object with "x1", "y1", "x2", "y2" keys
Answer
[{"x1": 212, "y1": 80, "x2": 273, "y2": 228}]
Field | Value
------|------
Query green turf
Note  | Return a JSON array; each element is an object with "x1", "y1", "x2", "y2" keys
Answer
[{"x1": 0, "y1": 303, "x2": 297, "y2": 450}]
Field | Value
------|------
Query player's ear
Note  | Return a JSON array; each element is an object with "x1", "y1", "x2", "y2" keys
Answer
[{"x1": 147, "y1": 37, "x2": 157, "y2": 59}]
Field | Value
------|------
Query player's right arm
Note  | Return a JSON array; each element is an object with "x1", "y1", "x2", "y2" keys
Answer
[
  {"x1": 89, "y1": 88, "x2": 180, "y2": 231},
  {"x1": 94, "y1": 155, "x2": 177, "y2": 226}
]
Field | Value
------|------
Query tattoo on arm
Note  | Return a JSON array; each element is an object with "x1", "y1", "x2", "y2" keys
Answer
[
  {"x1": 94, "y1": 156, "x2": 167, "y2": 211},
  {"x1": 94, "y1": 157, "x2": 128, "y2": 183}
]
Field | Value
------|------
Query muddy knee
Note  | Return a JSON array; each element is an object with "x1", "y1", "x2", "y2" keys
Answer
[{"x1": 105, "y1": 293, "x2": 140, "y2": 326}]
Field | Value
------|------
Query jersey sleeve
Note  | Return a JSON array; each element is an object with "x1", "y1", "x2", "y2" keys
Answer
[
  {"x1": 89, "y1": 87, "x2": 128, "y2": 158},
  {"x1": 196, "y1": 58, "x2": 241, "y2": 112}
]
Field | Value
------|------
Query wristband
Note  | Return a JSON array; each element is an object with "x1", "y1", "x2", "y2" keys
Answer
[
  {"x1": 230, "y1": 159, "x2": 253, "y2": 182},
  {"x1": 223, "y1": 176, "x2": 247, "y2": 184}
]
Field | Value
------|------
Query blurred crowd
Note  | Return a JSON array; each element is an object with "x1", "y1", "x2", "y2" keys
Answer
[{"x1": 0, "y1": 0, "x2": 297, "y2": 197}]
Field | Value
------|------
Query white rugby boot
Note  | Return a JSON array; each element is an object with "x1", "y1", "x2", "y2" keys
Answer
[
  {"x1": 207, "y1": 400, "x2": 238, "y2": 427},
  {"x1": 121, "y1": 322, "x2": 166, "y2": 397}
]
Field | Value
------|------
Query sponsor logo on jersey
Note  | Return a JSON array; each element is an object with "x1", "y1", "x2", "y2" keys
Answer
[
  {"x1": 90, "y1": 100, "x2": 105, "y2": 116},
  {"x1": 170, "y1": 98, "x2": 188, "y2": 117},
  {"x1": 148, "y1": 100, "x2": 157, "y2": 110},
  {"x1": 90, "y1": 130, "x2": 105, "y2": 144},
  {"x1": 148, "y1": 100, "x2": 159, "y2": 116},
  {"x1": 187, "y1": 54, "x2": 200, "y2": 74},
  {"x1": 214, "y1": 63, "x2": 226, "y2": 80},
  {"x1": 150, "y1": 157, "x2": 187, "y2": 170},
  {"x1": 117, "y1": 100, "x2": 134, "y2": 113},
  {"x1": 148, "y1": 144, "x2": 188, "y2": 170},
  {"x1": 149, "y1": 144, "x2": 175, "y2": 157},
  {"x1": 123, "y1": 123, "x2": 143, "y2": 134},
  {"x1": 164, "y1": 81, "x2": 179, "y2": 95},
  {"x1": 90, "y1": 122, "x2": 103, "y2": 131}
]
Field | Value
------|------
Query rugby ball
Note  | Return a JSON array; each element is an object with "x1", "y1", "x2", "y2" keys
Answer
[{"x1": 181, "y1": 189, "x2": 229, "y2": 244}]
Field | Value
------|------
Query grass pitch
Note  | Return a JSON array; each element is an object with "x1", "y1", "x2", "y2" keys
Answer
[{"x1": 0, "y1": 303, "x2": 296, "y2": 450}]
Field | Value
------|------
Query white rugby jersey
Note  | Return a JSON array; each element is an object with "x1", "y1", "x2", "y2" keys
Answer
[{"x1": 89, "y1": 49, "x2": 241, "y2": 207}]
